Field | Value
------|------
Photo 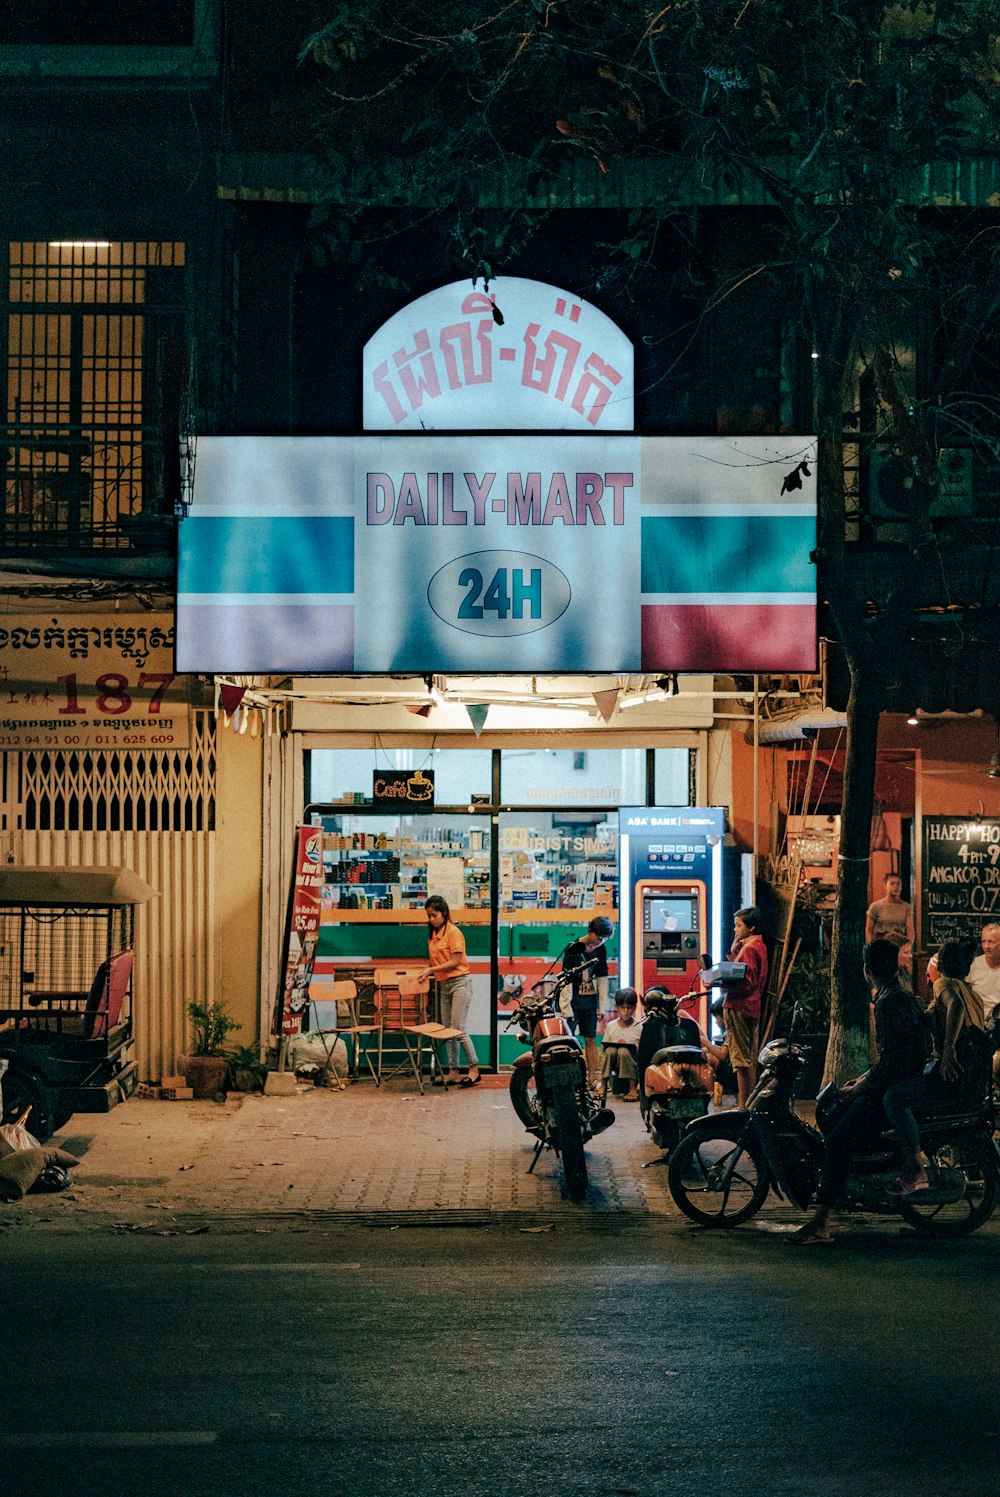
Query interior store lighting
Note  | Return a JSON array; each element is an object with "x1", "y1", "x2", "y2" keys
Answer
[{"x1": 48, "y1": 241, "x2": 112, "y2": 248}]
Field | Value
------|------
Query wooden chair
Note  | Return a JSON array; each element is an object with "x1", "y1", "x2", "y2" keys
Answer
[
  {"x1": 373, "y1": 967, "x2": 438, "y2": 1093},
  {"x1": 310, "y1": 978, "x2": 380, "y2": 1085}
]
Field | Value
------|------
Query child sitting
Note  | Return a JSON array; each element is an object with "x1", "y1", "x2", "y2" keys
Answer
[{"x1": 596, "y1": 988, "x2": 643, "y2": 1101}]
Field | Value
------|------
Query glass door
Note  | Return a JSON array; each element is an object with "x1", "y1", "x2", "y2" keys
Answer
[
  {"x1": 308, "y1": 808, "x2": 494, "y2": 1066},
  {"x1": 496, "y1": 811, "x2": 619, "y2": 1063}
]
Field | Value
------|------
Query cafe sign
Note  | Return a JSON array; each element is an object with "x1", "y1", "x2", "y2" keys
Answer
[
  {"x1": 372, "y1": 769, "x2": 436, "y2": 809},
  {"x1": 0, "y1": 613, "x2": 192, "y2": 750}
]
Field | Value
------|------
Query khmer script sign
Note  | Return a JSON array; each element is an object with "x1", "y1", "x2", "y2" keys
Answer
[
  {"x1": 0, "y1": 613, "x2": 192, "y2": 749},
  {"x1": 363, "y1": 278, "x2": 634, "y2": 431}
]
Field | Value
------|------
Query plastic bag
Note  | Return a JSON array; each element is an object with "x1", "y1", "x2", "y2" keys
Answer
[{"x1": 0, "y1": 1118, "x2": 41, "y2": 1153}]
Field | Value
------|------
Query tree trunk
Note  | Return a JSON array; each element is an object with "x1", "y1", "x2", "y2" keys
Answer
[{"x1": 823, "y1": 644, "x2": 886, "y2": 1084}]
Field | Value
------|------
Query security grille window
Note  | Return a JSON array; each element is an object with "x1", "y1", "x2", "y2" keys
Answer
[
  {"x1": 8, "y1": 711, "x2": 216, "y2": 833},
  {"x1": 2, "y1": 240, "x2": 186, "y2": 554}
]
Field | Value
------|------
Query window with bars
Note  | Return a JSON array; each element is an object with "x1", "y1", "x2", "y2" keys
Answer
[{"x1": 2, "y1": 240, "x2": 187, "y2": 555}]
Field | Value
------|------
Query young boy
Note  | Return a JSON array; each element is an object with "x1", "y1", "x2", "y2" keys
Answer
[{"x1": 596, "y1": 987, "x2": 643, "y2": 1102}]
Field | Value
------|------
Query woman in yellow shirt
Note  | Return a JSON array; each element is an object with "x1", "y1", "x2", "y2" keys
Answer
[{"x1": 419, "y1": 895, "x2": 481, "y2": 1087}]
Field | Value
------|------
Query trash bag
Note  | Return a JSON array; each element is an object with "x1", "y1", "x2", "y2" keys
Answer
[{"x1": 30, "y1": 1163, "x2": 71, "y2": 1193}]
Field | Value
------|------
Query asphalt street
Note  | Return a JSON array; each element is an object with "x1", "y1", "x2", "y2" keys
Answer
[{"x1": 2, "y1": 1218, "x2": 999, "y2": 1497}]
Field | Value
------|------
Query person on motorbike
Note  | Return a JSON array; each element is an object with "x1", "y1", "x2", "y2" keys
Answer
[
  {"x1": 562, "y1": 915, "x2": 614, "y2": 1092},
  {"x1": 789, "y1": 939, "x2": 932, "y2": 1245},
  {"x1": 883, "y1": 938, "x2": 986, "y2": 1195}
]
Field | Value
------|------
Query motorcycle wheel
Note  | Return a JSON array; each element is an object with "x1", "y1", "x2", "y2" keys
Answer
[
  {"x1": 668, "y1": 1121, "x2": 770, "y2": 1227},
  {"x1": 0, "y1": 1065, "x2": 53, "y2": 1141},
  {"x1": 553, "y1": 1085, "x2": 588, "y2": 1202},
  {"x1": 508, "y1": 1066, "x2": 544, "y2": 1133},
  {"x1": 896, "y1": 1134, "x2": 1000, "y2": 1237}
]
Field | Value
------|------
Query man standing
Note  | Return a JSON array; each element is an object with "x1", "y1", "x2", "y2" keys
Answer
[
  {"x1": 562, "y1": 915, "x2": 613, "y2": 1092},
  {"x1": 865, "y1": 872, "x2": 915, "y2": 982},
  {"x1": 723, "y1": 905, "x2": 768, "y2": 1109},
  {"x1": 969, "y1": 923, "x2": 1000, "y2": 1082},
  {"x1": 968, "y1": 923, "x2": 1000, "y2": 1021}
]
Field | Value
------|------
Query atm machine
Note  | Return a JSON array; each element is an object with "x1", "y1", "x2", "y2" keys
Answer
[{"x1": 618, "y1": 807, "x2": 752, "y2": 1033}]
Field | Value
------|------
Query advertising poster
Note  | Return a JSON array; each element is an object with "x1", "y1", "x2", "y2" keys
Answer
[
  {"x1": 276, "y1": 826, "x2": 324, "y2": 1038},
  {"x1": 0, "y1": 613, "x2": 191, "y2": 750}
]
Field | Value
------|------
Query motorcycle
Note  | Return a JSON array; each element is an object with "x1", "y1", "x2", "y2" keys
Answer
[
  {"x1": 638, "y1": 988, "x2": 714, "y2": 1159},
  {"x1": 506, "y1": 969, "x2": 615, "y2": 1202},
  {"x1": 668, "y1": 1007, "x2": 1000, "y2": 1236}
]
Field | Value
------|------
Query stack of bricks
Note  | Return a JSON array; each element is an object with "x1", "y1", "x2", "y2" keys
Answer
[{"x1": 135, "y1": 1075, "x2": 195, "y2": 1101}]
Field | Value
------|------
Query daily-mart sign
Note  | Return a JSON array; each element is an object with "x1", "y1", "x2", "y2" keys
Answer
[{"x1": 176, "y1": 434, "x2": 816, "y2": 675}]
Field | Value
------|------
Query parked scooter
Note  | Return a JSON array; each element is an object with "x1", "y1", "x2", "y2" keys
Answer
[
  {"x1": 638, "y1": 988, "x2": 714, "y2": 1159},
  {"x1": 668, "y1": 1006, "x2": 1000, "y2": 1236},
  {"x1": 506, "y1": 967, "x2": 615, "y2": 1201}
]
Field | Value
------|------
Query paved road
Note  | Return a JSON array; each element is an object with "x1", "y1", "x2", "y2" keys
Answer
[{"x1": 2, "y1": 1219, "x2": 999, "y2": 1497}]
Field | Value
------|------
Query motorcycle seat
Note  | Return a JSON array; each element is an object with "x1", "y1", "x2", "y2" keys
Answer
[
  {"x1": 914, "y1": 1101, "x2": 993, "y2": 1128},
  {"x1": 650, "y1": 1045, "x2": 705, "y2": 1067}
]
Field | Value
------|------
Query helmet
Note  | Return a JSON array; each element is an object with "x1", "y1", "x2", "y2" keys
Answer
[{"x1": 643, "y1": 987, "x2": 680, "y2": 1019}]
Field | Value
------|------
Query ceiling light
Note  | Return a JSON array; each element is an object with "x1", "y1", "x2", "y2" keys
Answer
[
  {"x1": 619, "y1": 689, "x2": 667, "y2": 711},
  {"x1": 48, "y1": 241, "x2": 111, "y2": 248}
]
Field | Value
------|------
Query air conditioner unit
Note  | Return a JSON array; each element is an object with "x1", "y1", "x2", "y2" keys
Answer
[{"x1": 869, "y1": 448, "x2": 974, "y2": 523}]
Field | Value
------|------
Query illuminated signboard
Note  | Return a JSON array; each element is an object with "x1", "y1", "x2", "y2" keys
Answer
[
  {"x1": 176, "y1": 435, "x2": 817, "y2": 674},
  {"x1": 363, "y1": 278, "x2": 634, "y2": 431}
]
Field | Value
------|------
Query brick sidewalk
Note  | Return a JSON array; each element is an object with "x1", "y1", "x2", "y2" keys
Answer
[
  {"x1": 1, "y1": 1080, "x2": 679, "y2": 1230},
  {"x1": 0, "y1": 1079, "x2": 968, "y2": 1238}
]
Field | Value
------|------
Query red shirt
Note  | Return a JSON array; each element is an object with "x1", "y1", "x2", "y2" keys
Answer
[{"x1": 723, "y1": 933, "x2": 768, "y2": 1019}]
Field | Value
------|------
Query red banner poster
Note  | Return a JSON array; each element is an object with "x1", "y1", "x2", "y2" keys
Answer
[{"x1": 275, "y1": 826, "x2": 324, "y2": 1037}]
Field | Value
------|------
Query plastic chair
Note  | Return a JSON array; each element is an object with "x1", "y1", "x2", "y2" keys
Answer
[{"x1": 310, "y1": 978, "x2": 380, "y2": 1085}]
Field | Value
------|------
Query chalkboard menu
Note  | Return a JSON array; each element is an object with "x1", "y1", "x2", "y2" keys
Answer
[{"x1": 922, "y1": 816, "x2": 1000, "y2": 946}]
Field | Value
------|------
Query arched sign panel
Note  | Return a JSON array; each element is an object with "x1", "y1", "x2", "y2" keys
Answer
[{"x1": 363, "y1": 278, "x2": 634, "y2": 431}]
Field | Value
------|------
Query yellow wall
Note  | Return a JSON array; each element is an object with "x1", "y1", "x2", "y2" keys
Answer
[{"x1": 215, "y1": 721, "x2": 265, "y2": 1043}]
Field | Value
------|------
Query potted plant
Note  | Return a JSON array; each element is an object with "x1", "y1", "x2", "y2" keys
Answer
[
  {"x1": 228, "y1": 1043, "x2": 268, "y2": 1094},
  {"x1": 783, "y1": 952, "x2": 833, "y2": 1099},
  {"x1": 186, "y1": 1000, "x2": 241, "y2": 1099}
]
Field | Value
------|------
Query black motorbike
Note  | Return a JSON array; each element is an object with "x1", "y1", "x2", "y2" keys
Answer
[
  {"x1": 506, "y1": 970, "x2": 614, "y2": 1202},
  {"x1": 668, "y1": 1010, "x2": 1000, "y2": 1236}
]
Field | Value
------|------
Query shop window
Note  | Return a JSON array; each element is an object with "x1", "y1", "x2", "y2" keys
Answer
[
  {"x1": 308, "y1": 748, "x2": 492, "y2": 808},
  {"x1": 654, "y1": 748, "x2": 691, "y2": 805},
  {"x1": 499, "y1": 748, "x2": 643, "y2": 806},
  {"x1": 497, "y1": 811, "x2": 618, "y2": 914}
]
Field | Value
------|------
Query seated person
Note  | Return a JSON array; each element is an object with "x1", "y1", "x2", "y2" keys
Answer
[
  {"x1": 596, "y1": 988, "x2": 643, "y2": 1102},
  {"x1": 790, "y1": 940, "x2": 931, "y2": 1244},
  {"x1": 883, "y1": 938, "x2": 987, "y2": 1195}
]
